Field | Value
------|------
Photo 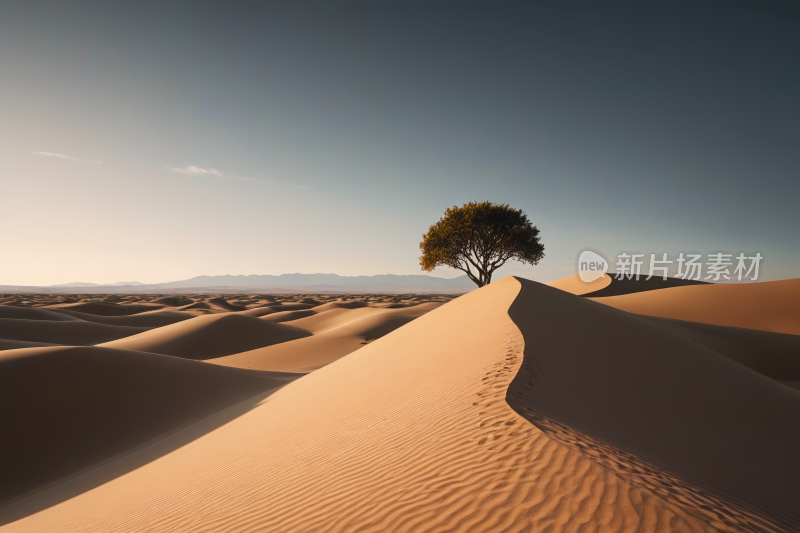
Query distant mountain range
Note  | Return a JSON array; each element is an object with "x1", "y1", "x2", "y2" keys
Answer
[
  {"x1": 51, "y1": 281, "x2": 145, "y2": 287},
  {"x1": 0, "y1": 274, "x2": 475, "y2": 294}
]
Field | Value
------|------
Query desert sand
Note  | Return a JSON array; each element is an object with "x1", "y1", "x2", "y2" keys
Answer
[
  {"x1": 99, "y1": 313, "x2": 313, "y2": 359},
  {"x1": 209, "y1": 302, "x2": 443, "y2": 372},
  {"x1": 590, "y1": 278, "x2": 800, "y2": 334},
  {"x1": 546, "y1": 271, "x2": 612, "y2": 295},
  {"x1": 0, "y1": 279, "x2": 797, "y2": 532}
]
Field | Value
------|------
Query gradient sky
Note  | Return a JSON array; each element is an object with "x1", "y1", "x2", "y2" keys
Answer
[{"x1": 1, "y1": 1, "x2": 798, "y2": 286}]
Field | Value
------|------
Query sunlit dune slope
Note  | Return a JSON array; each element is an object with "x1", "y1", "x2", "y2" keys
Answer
[
  {"x1": 42, "y1": 302, "x2": 164, "y2": 316},
  {"x1": 508, "y1": 278, "x2": 800, "y2": 532},
  {"x1": 3, "y1": 278, "x2": 720, "y2": 533},
  {"x1": 547, "y1": 272, "x2": 611, "y2": 295},
  {"x1": 98, "y1": 313, "x2": 312, "y2": 359},
  {"x1": 590, "y1": 278, "x2": 800, "y2": 334},
  {"x1": 209, "y1": 303, "x2": 443, "y2": 372},
  {"x1": 283, "y1": 306, "x2": 386, "y2": 334},
  {"x1": 0, "y1": 346, "x2": 291, "y2": 508},
  {"x1": 548, "y1": 273, "x2": 708, "y2": 297},
  {"x1": 0, "y1": 318, "x2": 148, "y2": 345}
]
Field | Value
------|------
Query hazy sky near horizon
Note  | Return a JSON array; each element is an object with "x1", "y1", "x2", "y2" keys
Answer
[{"x1": 2, "y1": 1, "x2": 798, "y2": 286}]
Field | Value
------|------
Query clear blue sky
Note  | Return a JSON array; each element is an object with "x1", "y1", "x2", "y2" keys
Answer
[{"x1": 1, "y1": 1, "x2": 798, "y2": 285}]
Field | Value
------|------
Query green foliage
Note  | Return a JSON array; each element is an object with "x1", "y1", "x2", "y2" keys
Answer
[{"x1": 420, "y1": 201, "x2": 545, "y2": 287}]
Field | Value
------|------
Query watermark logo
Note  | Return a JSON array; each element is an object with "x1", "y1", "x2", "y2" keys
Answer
[
  {"x1": 578, "y1": 250, "x2": 609, "y2": 282},
  {"x1": 576, "y1": 250, "x2": 763, "y2": 282}
]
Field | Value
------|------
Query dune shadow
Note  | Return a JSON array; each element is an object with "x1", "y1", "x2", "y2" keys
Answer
[{"x1": 0, "y1": 387, "x2": 282, "y2": 527}]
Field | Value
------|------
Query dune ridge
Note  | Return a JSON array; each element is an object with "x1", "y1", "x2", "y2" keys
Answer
[
  {"x1": 507, "y1": 278, "x2": 800, "y2": 533},
  {"x1": 99, "y1": 313, "x2": 311, "y2": 359},
  {"x1": 547, "y1": 272, "x2": 612, "y2": 295}
]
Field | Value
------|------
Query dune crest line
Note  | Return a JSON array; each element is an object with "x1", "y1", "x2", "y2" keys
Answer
[{"x1": 506, "y1": 277, "x2": 800, "y2": 533}]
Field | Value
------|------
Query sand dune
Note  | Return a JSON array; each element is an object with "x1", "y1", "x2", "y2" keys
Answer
[
  {"x1": 210, "y1": 303, "x2": 443, "y2": 372},
  {"x1": 508, "y1": 278, "x2": 800, "y2": 532},
  {"x1": 206, "y1": 297, "x2": 246, "y2": 311},
  {"x1": 0, "y1": 346, "x2": 294, "y2": 509},
  {"x1": 0, "y1": 305, "x2": 83, "y2": 322},
  {"x1": 256, "y1": 302, "x2": 316, "y2": 311},
  {"x1": 311, "y1": 300, "x2": 371, "y2": 311},
  {"x1": 637, "y1": 315, "x2": 800, "y2": 383},
  {"x1": 257, "y1": 308, "x2": 316, "y2": 321},
  {"x1": 42, "y1": 301, "x2": 164, "y2": 316},
  {"x1": 0, "y1": 318, "x2": 148, "y2": 345},
  {"x1": 548, "y1": 272, "x2": 709, "y2": 297},
  {"x1": 3, "y1": 278, "x2": 722, "y2": 532},
  {"x1": 44, "y1": 308, "x2": 195, "y2": 328},
  {"x1": 235, "y1": 307, "x2": 282, "y2": 317},
  {"x1": 591, "y1": 278, "x2": 800, "y2": 334},
  {"x1": 0, "y1": 339, "x2": 60, "y2": 351},
  {"x1": 99, "y1": 313, "x2": 312, "y2": 359},
  {"x1": 547, "y1": 272, "x2": 612, "y2": 295},
  {"x1": 584, "y1": 275, "x2": 709, "y2": 297},
  {"x1": 282, "y1": 306, "x2": 386, "y2": 334},
  {"x1": 151, "y1": 297, "x2": 194, "y2": 306}
]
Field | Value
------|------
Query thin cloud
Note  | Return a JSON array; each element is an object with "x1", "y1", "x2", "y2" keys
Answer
[
  {"x1": 32, "y1": 151, "x2": 79, "y2": 160},
  {"x1": 32, "y1": 152, "x2": 101, "y2": 163},
  {"x1": 165, "y1": 165, "x2": 211, "y2": 175},
  {"x1": 166, "y1": 165, "x2": 308, "y2": 189}
]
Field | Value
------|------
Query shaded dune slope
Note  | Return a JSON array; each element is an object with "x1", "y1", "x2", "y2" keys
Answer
[
  {"x1": 0, "y1": 318, "x2": 148, "y2": 345},
  {"x1": 151, "y1": 297, "x2": 194, "y2": 306},
  {"x1": 44, "y1": 308, "x2": 195, "y2": 328},
  {"x1": 507, "y1": 278, "x2": 800, "y2": 533},
  {"x1": 590, "y1": 278, "x2": 800, "y2": 334},
  {"x1": 3, "y1": 278, "x2": 720, "y2": 533},
  {"x1": 0, "y1": 305, "x2": 82, "y2": 322},
  {"x1": 258, "y1": 309, "x2": 316, "y2": 321},
  {"x1": 0, "y1": 339, "x2": 60, "y2": 351},
  {"x1": 584, "y1": 275, "x2": 709, "y2": 297},
  {"x1": 0, "y1": 346, "x2": 292, "y2": 509},
  {"x1": 98, "y1": 313, "x2": 311, "y2": 359},
  {"x1": 42, "y1": 302, "x2": 164, "y2": 316},
  {"x1": 637, "y1": 315, "x2": 800, "y2": 383},
  {"x1": 251, "y1": 302, "x2": 315, "y2": 312}
]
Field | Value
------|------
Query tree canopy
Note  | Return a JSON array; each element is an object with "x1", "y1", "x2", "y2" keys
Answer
[{"x1": 420, "y1": 202, "x2": 545, "y2": 288}]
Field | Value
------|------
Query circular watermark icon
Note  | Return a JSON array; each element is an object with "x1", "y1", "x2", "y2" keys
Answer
[{"x1": 576, "y1": 249, "x2": 609, "y2": 283}]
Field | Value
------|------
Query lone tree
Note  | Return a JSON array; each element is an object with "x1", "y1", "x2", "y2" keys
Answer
[{"x1": 420, "y1": 202, "x2": 545, "y2": 288}]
